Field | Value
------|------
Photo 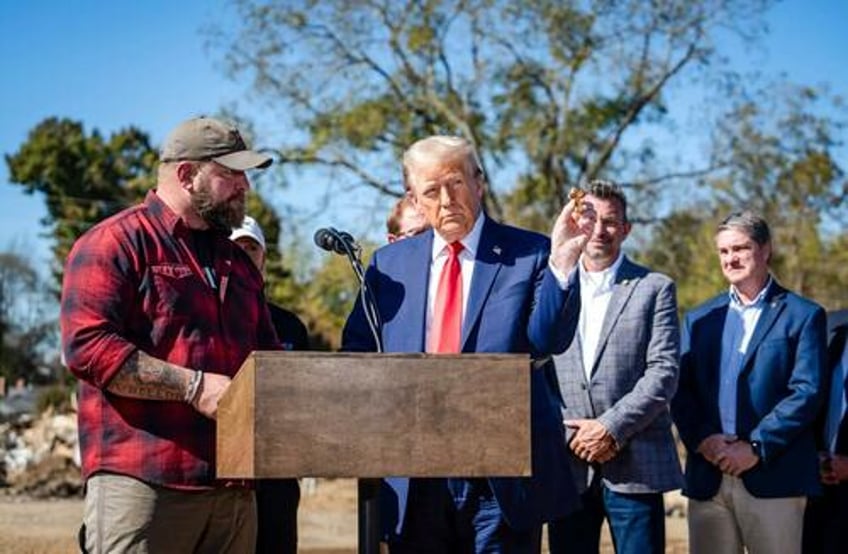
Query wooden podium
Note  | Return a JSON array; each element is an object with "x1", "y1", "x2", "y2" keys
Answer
[{"x1": 217, "y1": 351, "x2": 532, "y2": 551}]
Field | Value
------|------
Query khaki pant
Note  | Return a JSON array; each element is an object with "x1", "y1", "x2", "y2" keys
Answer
[
  {"x1": 82, "y1": 473, "x2": 256, "y2": 554},
  {"x1": 688, "y1": 474, "x2": 806, "y2": 554}
]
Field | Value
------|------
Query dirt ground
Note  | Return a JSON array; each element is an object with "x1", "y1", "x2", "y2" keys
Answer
[{"x1": 0, "y1": 479, "x2": 688, "y2": 553}]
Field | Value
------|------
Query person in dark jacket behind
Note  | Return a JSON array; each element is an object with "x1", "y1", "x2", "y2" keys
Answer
[
  {"x1": 802, "y1": 313, "x2": 848, "y2": 553},
  {"x1": 231, "y1": 215, "x2": 309, "y2": 554}
]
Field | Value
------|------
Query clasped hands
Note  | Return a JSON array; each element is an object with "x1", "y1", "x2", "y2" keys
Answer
[
  {"x1": 697, "y1": 434, "x2": 759, "y2": 477},
  {"x1": 565, "y1": 419, "x2": 618, "y2": 463},
  {"x1": 819, "y1": 452, "x2": 848, "y2": 485}
]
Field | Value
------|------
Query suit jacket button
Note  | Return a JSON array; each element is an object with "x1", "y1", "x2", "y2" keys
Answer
[{"x1": 580, "y1": 383, "x2": 587, "y2": 390}]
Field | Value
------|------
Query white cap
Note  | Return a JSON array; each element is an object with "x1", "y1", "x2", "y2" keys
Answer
[{"x1": 230, "y1": 215, "x2": 266, "y2": 251}]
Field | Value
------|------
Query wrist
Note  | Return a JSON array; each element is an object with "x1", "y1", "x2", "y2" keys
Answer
[
  {"x1": 748, "y1": 439, "x2": 762, "y2": 460},
  {"x1": 184, "y1": 370, "x2": 204, "y2": 405},
  {"x1": 547, "y1": 257, "x2": 575, "y2": 289}
]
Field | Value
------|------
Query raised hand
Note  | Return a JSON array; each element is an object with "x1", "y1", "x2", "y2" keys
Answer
[{"x1": 549, "y1": 196, "x2": 596, "y2": 275}]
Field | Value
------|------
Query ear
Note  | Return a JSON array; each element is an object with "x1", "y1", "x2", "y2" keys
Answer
[
  {"x1": 474, "y1": 174, "x2": 486, "y2": 200},
  {"x1": 175, "y1": 162, "x2": 197, "y2": 191}
]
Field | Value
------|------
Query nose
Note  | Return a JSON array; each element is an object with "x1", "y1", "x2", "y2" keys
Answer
[
  {"x1": 592, "y1": 217, "x2": 606, "y2": 237},
  {"x1": 439, "y1": 184, "x2": 453, "y2": 207},
  {"x1": 723, "y1": 253, "x2": 737, "y2": 267},
  {"x1": 235, "y1": 171, "x2": 250, "y2": 192}
]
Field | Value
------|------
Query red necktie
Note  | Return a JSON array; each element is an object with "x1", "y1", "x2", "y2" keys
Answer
[{"x1": 430, "y1": 241, "x2": 464, "y2": 353}]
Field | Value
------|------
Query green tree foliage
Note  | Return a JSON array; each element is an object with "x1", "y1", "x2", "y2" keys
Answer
[
  {"x1": 216, "y1": 0, "x2": 848, "y2": 330},
  {"x1": 633, "y1": 209, "x2": 726, "y2": 311},
  {"x1": 5, "y1": 118, "x2": 158, "y2": 286},
  {"x1": 817, "y1": 234, "x2": 848, "y2": 310},
  {"x1": 295, "y1": 251, "x2": 373, "y2": 350},
  {"x1": 638, "y1": 83, "x2": 847, "y2": 311},
  {"x1": 3, "y1": 117, "x2": 340, "y2": 349},
  {"x1": 243, "y1": 191, "x2": 352, "y2": 349},
  {"x1": 244, "y1": 191, "x2": 292, "y2": 301},
  {"x1": 213, "y1": 0, "x2": 773, "y2": 229},
  {"x1": 0, "y1": 251, "x2": 57, "y2": 384},
  {"x1": 6, "y1": 1, "x2": 846, "y2": 357},
  {"x1": 4, "y1": 118, "x2": 297, "y2": 300},
  {"x1": 254, "y1": 210, "x2": 379, "y2": 350},
  {"x1": 707, "y1": 83, "x2": 846, "y2": 307}
]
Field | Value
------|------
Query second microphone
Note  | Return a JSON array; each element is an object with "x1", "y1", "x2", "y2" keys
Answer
[{"x1": 314, "y1": 227, "x2": 356, "y2": 255}]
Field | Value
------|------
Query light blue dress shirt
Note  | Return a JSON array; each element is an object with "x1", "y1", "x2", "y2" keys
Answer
[{"x1": 719, "y1": 278, "x2": 772, "y2": 435}]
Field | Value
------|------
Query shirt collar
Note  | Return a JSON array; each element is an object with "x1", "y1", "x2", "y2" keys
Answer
[
  {"x1": 145, "y1": 190, "x2": 183, "y2": 234},
  {"x1": 728, "y1": 275, "x2": 773, "y2": 308},
  {"x1": 431, "y1": 211, "x2": 485, "y2": 261},
  {"x1": 579, "y1": 252, "x2": 625, "y2": 292}
]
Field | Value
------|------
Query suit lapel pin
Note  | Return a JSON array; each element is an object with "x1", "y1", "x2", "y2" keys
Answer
[{"x1": 493, "y1": 245, "x2": 502, "y2": 256}]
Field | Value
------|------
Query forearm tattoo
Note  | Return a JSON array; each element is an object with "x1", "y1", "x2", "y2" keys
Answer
[{"x1": 107, "y1": 350, "x2": 191, "y2": 401}]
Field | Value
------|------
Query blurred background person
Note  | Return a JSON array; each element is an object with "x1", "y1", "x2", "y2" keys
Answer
[
  {"x1": 231, "y1": 214, "x2": 309, "y2": 554},
  {"x1": 386, "y1": 195, "x2": 429, "y2": 243},
  {"x1": 803, "y1": 313, "x2": 848, "y2": 553}
]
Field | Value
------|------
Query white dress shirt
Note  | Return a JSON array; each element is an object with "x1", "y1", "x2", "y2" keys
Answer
[
  {"x1": 578, "y1": 253, "x2": 624, "y2": 381},
  {"x1": 425, "y1": 213, "x2": 484, "y2": 351}
]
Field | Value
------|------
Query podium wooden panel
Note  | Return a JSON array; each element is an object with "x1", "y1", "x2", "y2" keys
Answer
[{"x1": 217, "y1": 351, "x2": 531, "y2": 479}]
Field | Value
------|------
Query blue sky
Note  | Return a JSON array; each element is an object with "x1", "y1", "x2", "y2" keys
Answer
[
  {"x1": 0, "y1": 0, "x2": 244, "y2": 270},
  {"x1": 1, "y1": 0, "x2": 846, "y2": 277}
]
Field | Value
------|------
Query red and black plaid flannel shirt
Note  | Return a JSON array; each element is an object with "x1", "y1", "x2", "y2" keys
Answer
[{"x1": 61, "y1": 191, "x2": 279, "y2": 488}]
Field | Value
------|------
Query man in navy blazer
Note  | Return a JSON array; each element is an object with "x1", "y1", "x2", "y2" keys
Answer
[
  {"x1": 342, "y1": 135, "x2": 591, "y2": 553},
  {"x1": 802, "y1": 315, "x2": 848, "y2": 553},
  {"x1": 672, "y1": 211, "x2": 827, "y2": 554}
]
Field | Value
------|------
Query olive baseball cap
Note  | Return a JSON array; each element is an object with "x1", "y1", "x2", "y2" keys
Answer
[{"x1": 160, "y1": 116, "x2": 272, "y2": 171}]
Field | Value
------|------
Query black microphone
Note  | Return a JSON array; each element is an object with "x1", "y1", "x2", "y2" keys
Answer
[
  {"x1": 315, "y1": 227, "x2": 382, "y2": 352},
  {"x1": 314, "y1": 227, "x2": 355, "y2": 255}
]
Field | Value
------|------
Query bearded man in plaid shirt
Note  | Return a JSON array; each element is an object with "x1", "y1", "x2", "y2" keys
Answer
[{"x1": 61, "y1": 116, "x2": 280, "y2": 553}]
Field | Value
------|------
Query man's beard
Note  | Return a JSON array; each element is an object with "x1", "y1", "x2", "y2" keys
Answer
[{"x1": 191, "y1": 185, "x2": 245, "y2": 231}]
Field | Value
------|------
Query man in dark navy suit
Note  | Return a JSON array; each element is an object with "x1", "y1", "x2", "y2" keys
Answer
[
  {"x1": 802, "y1": 311, "x2": 848, "y2": 553},
  {"x1": 672, "y1": 211, "x2": 827, "y2": 554},
  {"x1": 343, "y1": 135, "x2": 592, "y2": 553}
]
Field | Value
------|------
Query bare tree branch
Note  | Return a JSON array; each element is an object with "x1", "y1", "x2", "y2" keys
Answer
[
  {"x1": 619, "y1": 164, "x2": 731, "y2": 189},
  {"x1": 278, "y1": 150, "x2": 402, "y2": 197},
  {"x1": 579, "y1": 40, "x2": 702, "y2": 185}
]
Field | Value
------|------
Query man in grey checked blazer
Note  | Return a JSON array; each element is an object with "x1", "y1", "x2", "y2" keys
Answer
[{"x1": 547, "y1": 180, "x2": 682, "y2": 554}]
